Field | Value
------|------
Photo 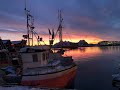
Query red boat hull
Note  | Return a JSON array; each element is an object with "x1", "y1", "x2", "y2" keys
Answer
[{"x1": 21, "y1": 65, "x2": 77, "y2": 88}]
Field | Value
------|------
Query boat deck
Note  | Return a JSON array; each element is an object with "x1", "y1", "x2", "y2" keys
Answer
[{"x1": 23, "y1": 63, "x2": 76, "y2": 76}]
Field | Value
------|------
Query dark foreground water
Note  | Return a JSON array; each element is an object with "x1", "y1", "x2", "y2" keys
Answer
[{"x1": 64, "y1": 46, "x2": 120, "y2": 90}]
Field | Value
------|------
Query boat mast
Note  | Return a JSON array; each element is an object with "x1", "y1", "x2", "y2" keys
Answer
[
  {"x1": 58, "y1": 10, "x2": 63, "y2": 42},
  {"x1": 24, "y1": 0, "x2": 35, "y2": 46}
]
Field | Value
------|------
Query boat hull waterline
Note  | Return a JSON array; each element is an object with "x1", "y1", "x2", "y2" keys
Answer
[{"x1": 21, "y1": 65, "x2": 77, "y2": 88}]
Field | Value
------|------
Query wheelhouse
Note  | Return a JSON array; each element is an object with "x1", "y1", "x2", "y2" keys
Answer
[{"x1": 20, "y1": 47, "x2": 49, "y2": 69}]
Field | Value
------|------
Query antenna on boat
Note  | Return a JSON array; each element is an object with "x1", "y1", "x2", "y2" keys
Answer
[
  {"x1": 24, "y1": 0, "x2": 26, "y2": 11},
  {"x1": 58, "y1": 10, "x2": 63, "y2": 42}
]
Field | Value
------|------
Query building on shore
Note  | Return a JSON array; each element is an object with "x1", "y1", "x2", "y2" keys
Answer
[{"x1": 98, "y1": 41, "x2": 120, "y2": 46}]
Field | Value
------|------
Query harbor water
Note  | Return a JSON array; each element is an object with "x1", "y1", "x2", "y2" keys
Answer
[{"x1": 64, "y1": 46, "x2": 120, "y2": 90}]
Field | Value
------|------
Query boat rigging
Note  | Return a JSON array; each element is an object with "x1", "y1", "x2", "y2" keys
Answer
[
  {"x1": 23, "y1": 0, "x2": 44, "y2": 46},
  {"x1": 48, "y1": 10, "x2": 63, "y2": 46}
]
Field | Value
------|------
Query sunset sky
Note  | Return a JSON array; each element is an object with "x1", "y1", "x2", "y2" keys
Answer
[{"x1": 0, "y1": 0, "x2": 120, "y2": 45}]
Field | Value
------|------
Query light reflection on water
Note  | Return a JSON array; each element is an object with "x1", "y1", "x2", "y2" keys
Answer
[
  {"x1": 64, "y1": 47, "x2": 102, "y2": 60},
  {"x1": 64, "y1": 46, "x2": 120, "y2": 90},
  {"x1": 64, "y1": 46, "x2": 120, "y2": 61}
]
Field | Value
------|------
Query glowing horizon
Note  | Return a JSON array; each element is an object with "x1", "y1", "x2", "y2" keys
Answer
[
  {"x1": 0, "y1": 31, "x2": 102, "y2": 45},
  {"x1": 0, "y1": 0, "x2": 120, "y2": 43}
]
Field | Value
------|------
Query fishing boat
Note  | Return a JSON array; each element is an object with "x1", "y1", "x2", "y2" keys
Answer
[
  {"x1": 0, "y1": 3, "x2": 77, "y2": 88},
  {"x1": 20, "y1": 5, "x2": 77, "y2": 88},
  {"x1": 0, "y1": 43, "x2": 77, "y2": 88},
  {"x1": 20, "y1": 46, "x2": 77, "y2": 88}
]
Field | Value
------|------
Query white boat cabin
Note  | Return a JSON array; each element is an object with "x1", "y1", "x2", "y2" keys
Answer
[{"x1": 20, "y1": 47, "x2": 49, "y2": 69}]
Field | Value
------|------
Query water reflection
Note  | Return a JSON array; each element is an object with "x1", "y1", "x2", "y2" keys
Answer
[
  {"x1": 99, "y1": 46, "x2": 120, "y2": 53},
  {"x1": 64, "y1": 47, "x2": 101, "y2": 60},
  {"x1": 66, "y1": 46, "x2": 120, "y2": 90},
  {"x1": 64, "y1": 46, "x2": 120, "y2": 61}
]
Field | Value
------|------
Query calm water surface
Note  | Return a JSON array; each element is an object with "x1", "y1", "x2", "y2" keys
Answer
[{"x1": 64, "y1": 46, "x2": 120, "y2": 90}]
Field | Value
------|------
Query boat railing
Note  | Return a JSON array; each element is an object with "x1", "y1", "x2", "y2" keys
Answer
[{"x1": 23, "y1": 62, "x2": 76, "y2": 76}]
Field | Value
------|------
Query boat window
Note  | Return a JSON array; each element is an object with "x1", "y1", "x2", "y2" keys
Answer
[
  {"x1": 32, "y1": 54, "x2": 38, "y2": 62},
  {"x1": 42, "y1": 53, "x2": 46, "y2": 61}
]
